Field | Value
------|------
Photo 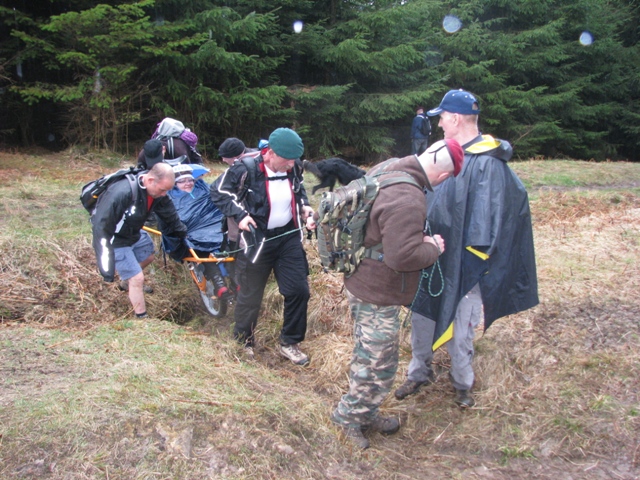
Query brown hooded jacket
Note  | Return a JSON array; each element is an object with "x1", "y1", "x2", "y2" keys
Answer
[{"x1": 344, "y1": 154, "x2": 441, "y2": 306}]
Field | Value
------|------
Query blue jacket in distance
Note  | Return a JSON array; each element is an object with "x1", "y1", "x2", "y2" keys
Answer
[{"x1": 411, "y1": 114, "x2": 429, "y2": 139}]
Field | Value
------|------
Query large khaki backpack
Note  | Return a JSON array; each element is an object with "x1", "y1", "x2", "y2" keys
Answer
[{"x1": 316, "y1": 170, "x2": 420, "y2": 277}]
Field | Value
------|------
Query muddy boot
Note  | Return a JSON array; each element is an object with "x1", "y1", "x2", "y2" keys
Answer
[
  {"x1": 243, "y1": 345, "x2": 255, "y2": 361},
  {"x1": 341, "y1": 425, "x2": 370, "y2": 450},
  {"x1": 455, "y1": 389, "x2": 475, "y2": 408},
  {"x1": 364, "y1": 416, "x2": 400, "y2": 435},
  {"x1": 119, "y1": 280, "x2": 153, "y2": 294},
  {"x1": 394, "y1": 373, "x2": 435, "y2": 400},
  {"x1": 330, "y1": 411, "x2": 370, "y2": 450}
]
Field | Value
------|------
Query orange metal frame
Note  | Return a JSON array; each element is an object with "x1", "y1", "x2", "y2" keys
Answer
[{"x1": 142, "y1": 226, "x2": 234, "y2": 293}]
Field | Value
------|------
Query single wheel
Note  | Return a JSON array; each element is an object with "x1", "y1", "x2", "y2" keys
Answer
[{"x1": 191, "y1": 264, "x2": 228, "y2": 318}]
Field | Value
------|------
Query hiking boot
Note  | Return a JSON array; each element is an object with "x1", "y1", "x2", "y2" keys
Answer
[
  {"x1": 364, "y1": 416, "x2": 400, "y2": 435},
  {"x1": 455, "y1": 389, "x2": 475, "y2": 408},
  {"x1": 216, "y1": 286, "x2": 234, "y2": 304},
  {"x1": 210, "y1": 272, "x2": 229, "y2": 298},
  {"x1": 119, "y1": 280, "x2": 153, "y2": 294},
  {"x1": 243, "y1": 346, "x2": 255, "y2": 361},
  {"x1": 279, "y1": 343, "x2": 309, "y2": 366},
  {"x1": 394, "y1": 374, "x2": 434, "y2": 400},
  {"x1": 341, "y1": 425, "x2": 370, "y2": 450}
]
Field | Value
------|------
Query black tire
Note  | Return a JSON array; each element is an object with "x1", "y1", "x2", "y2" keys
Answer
[{"x1": 191, "y1": 264, "x2": 227, "y2": 318}]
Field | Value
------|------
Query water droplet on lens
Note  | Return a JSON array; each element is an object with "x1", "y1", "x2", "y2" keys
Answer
[
  {"x1": 443, "y1": 15, "x2": 462, "y2": 34},
  {"x1": 579, "y1": 31, "x2": 594, "y2": 46}
]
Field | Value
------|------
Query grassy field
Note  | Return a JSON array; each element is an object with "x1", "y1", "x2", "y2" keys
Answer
[{"x1": 1, "y1": 150, "x2": 639, "y2": 479}]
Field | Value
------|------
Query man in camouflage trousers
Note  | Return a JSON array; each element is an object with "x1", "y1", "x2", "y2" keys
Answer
[{"x1": 330, "y1": 139, "x2": 464, "y2": 449}]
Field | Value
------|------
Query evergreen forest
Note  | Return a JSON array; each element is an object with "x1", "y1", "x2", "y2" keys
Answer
[{"x1": 1, "y1": 0, "x2": 639, "y2": 162}]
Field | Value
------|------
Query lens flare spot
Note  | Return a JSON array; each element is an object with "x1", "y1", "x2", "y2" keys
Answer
[
  {"x1": 443, "y1": 15, "x2": 462, "y2": 34},
  {"x1": 293, "y1": 21, "x2": 304, "y2": 34},
  {"x1": 579, "y1": 31, "x2": 594, "y2": 46}
]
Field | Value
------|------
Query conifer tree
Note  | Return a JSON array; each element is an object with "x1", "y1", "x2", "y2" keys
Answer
[
  {"x1": 429, "y1": 0, "x2": 640, "y2": 159},
  {"x1": 1, "y1": 0, "x2": 638, "y2": 160}
]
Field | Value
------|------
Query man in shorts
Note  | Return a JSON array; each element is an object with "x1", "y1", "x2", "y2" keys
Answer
[{"x1": 91, "y1": 148, "x2": 187, "y2": 318}]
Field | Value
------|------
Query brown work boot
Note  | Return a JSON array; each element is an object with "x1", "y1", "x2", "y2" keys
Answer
[
  {"x1": 341, "y1": 425, "x2": 370, "y2": 449},
  {"x1": 394, "y1": 374, "x2": 434, "y2": 400},
  {"x1": 455, "y1": 389, "x2": 475, "y2": 408},
  {"x1": 364, "y1": 416, "x2": 400, "y2": 435}
]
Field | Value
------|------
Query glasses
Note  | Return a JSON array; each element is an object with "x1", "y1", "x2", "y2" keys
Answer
[{"x1": 176, "y1": 177, "x2": 194, "y2": 184}]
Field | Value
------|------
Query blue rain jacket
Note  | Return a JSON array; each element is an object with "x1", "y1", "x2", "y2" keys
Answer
[{"x1": 168, "y1": 179, "x2": 224, "y2": 252}]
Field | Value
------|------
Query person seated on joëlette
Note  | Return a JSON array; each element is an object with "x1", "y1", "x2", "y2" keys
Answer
[{"x1": 167, "y1": 165, "x2": 233, "y2": 303}]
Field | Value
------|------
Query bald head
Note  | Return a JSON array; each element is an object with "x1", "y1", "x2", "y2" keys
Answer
[
  {"x1": 144, "y1": 162, "x2": 175, "y2": 198},
  {"x1": 148, "y1": 162, "x2": 175, "y2": 181},
  {"x1": 417, "y1": 139, "x2": 464, "y2": 187}
]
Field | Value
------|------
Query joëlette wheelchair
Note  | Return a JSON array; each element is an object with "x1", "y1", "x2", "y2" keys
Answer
[{"x1": 143, "y1": 226, "x2": 235, "y2": 318}]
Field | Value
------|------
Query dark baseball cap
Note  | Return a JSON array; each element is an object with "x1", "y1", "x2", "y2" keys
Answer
[
  {"x1": 143, "y1": 139, "x2": 164, "y2": 167},
  {"x1": 427, "y1": 89, "x2": 480, "y2": 116}
]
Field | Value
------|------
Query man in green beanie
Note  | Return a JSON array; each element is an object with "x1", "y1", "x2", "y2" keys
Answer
[{"x1": 211, "y1": 128, "x2": 316, "y2": 365}]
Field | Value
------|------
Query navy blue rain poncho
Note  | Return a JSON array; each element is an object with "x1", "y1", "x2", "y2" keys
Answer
[
  {"x1": 167, "y1": 179, "x2": 224, "y2": 252},
  {"x1": 411, "y1": 135, "x2": 538, "y2": 349}
]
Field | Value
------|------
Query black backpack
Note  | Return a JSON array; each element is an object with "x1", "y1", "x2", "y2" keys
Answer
[
  {"x1": 419, "y1": 115, "x2": 431, "y2": 136},
  {"x1": 80, "y1": 166, "x2": 141, "y2": 215}
]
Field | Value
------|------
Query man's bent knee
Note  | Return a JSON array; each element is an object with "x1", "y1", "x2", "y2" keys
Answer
[
  {"x1": 280, "y1": 286, "x2": 310, "y2": 301},
  {"x1": 128, "y1": 272, "x2": 145, "y2": 288}
]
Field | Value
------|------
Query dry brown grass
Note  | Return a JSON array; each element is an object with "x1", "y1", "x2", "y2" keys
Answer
[
  {"x1": 0, "y1": 235, "x2": 203, "y2": 328},
  {"x1": 1, "y1": 150, "x2": 640, "y2": 479}
]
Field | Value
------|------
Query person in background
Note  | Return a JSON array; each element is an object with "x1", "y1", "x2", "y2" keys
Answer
[
  {"x1": 218, "y1": 137, "x2": 259, "y2": 166},
  {"x1": 216, "y1": 137, "x2": 262, "y2": 276},
  {"x1": 137, "y1": 118, "x2": 203, "y2": 168},
  {"x1": 210, "y1": 128, "x2": 315, "y2": 365},
  {"x1": 330, "y1": 139, "x2": 464, "y2": 450},
  {"x1": 394, "y1": 89, "x2": 538, "y2": 409},
  {"x1": 411, "y1": 106, "x2": 431, "y2": 156}
]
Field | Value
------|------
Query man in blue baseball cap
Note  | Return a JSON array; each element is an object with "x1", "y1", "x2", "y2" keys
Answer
[
  {"x1": 426, "y1": 89, "x2": 481, "y2": 116},
  {"x1": 211, "y1": 128, "x2": 316, "y2": 366},
  {"x1": 395, "y1": 89, "x2": 538, "y2": 409}
]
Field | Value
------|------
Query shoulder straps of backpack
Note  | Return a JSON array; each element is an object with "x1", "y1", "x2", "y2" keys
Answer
[
  {"x1": 166, "y1": 137, "x2": 174, "y2": 158},
  {"x1": 126, "y1": 173, "x2": 138, "y2": 206},
  {"x1": 374, "y1": 170, "x2": 421, "y2": 190},
  {"x1": 422, "y1": 116, "x2": 431, "y2": 135},
  {"x1": 238, "y1": 156, "x2": 259, "y2": 202},
  {"x1": 363, "y1": 172, "x2": 422, "y2": 262}
]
